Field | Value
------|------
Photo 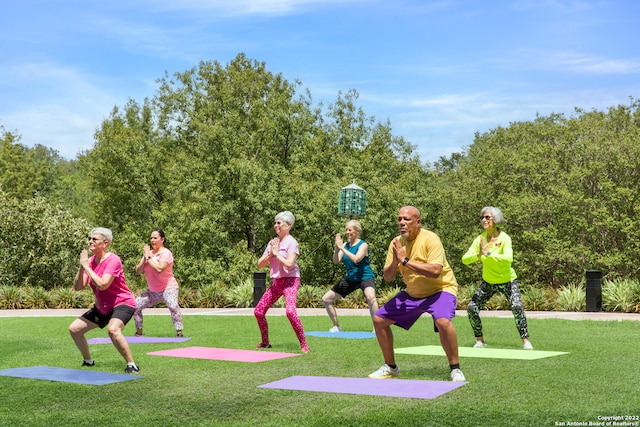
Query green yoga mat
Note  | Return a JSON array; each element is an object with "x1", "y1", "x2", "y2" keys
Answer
[{"x1": 395, "y1": 345, "x2": 569, "y2": 360}]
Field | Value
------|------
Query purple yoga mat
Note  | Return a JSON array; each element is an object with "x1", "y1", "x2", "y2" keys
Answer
[
  {"x1": 147, "y1": 346, "x2": 300, "y2": 362},
  {"x1": 88, "y1": 336, "x2": 191, "y2": 344},
  {"x1": 259, "y1": 375, "x2": 466, "y2": 399}
]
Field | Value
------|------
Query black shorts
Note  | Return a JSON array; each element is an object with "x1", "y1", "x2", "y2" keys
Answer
[
  {"x1": 81, "y1": 305, "x2": 135, "y2": 329},
  {"x1": 332, "y1": 278, "x2": 375, "y2": 298}
]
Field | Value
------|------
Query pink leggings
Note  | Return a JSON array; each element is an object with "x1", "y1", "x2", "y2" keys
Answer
[{"x1": 254, "y1": 277, "x2": 307, "y2": 348}]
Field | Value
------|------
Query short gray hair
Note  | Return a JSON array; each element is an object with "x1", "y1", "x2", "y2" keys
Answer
[
  {"x1": 90, "y1": 227, "x2": 113, "y2": 242},
  {"x1": 275, "y1": 211, "x2": 295, "y2": 227},
  {"x1": 480, "y1": 206, "x2": 504, "y2": 228}
]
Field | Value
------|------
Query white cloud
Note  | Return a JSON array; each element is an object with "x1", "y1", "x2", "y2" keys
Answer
[
  {"x1": 0, "y1": 62, "x2": 123, "y2": 159},
  {"x1": 135, "y1": 0, "x2": 370, "y2": 17}
]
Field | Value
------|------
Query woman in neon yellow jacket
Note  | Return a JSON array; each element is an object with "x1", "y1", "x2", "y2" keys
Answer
[{"x1": 462, "y1": 206, "x2": 533, "y2": 350}]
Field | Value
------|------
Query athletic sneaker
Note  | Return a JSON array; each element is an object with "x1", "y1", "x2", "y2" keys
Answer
[
  {"x1": 523, "y1": 341, "x2": 533, "y2": 350},
  {"x1": 450, "y1": 368, "x2": 466, "y2": 382},
  {"x1": 81, "y1": 361, "x2": 94, "y2": 367},
  {"x1": 368, "y1": 364, "x2": 400, "y2": 379},
  {"x1": 125, "y1": 365, "x2": 140, "y2": 374},
  {"x1": 473, "y1": 341, "x2": 487, "y2": 348},
  {"x1": 176, "y1": 333, "x2": 184, "y2": 338},
  {"x1": 329, "y1": 326, "x2": 343, "y2": 333}
]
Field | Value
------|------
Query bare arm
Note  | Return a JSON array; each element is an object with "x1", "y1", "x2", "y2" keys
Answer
[
  {"x1": 77, "y1": 250, "x2": 116, "y2": 291},
  {"x1": 384, "y1": 237, "x2": 443, "y2": 280}
]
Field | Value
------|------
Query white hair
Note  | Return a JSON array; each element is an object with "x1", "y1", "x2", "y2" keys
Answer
[
  {"x1": 275, "y1": 211, "x2": 295, "y2": 227},
  {"x1": 90, "y1": 227, "x2": 113, "y2": 242}
]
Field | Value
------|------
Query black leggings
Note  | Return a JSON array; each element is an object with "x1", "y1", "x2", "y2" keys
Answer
[{"x1": 467, "y1": 279, "x2": 529, "y2": 339}]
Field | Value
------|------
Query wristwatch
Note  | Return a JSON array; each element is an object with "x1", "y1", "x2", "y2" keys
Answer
[
  {"x1": 402, "y1": 257, "x2": 410, "y2": 266},
  {"x1": 486, "y1": 252, "x2": 491, "y2": 256}
]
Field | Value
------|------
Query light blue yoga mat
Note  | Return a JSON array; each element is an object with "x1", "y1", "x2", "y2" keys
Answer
[
  {"x1": 305, "y1": 331, "x2": 376, "y2": 339},
  {"x1": 0, "y1": 366, "x2": 143, "y2": 385},
  {"x1": 88, "y1": 336, "x2": 190, "y2": 344},
  {"x1": 395, "y1": 345, "x2": 569, "y2": 360}
]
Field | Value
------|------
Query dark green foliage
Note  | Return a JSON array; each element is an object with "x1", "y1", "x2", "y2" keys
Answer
[
  {"x1": 3, "y1": 56, "x2": 640, "y2": 304},
  {"x1": 0, "y1": 191, "x2": 88, "y2": 289}
]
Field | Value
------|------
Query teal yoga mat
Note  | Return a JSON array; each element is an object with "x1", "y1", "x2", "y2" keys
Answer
[{"x1": 395, "y1": 345, "x2": 569, "y2": 360}]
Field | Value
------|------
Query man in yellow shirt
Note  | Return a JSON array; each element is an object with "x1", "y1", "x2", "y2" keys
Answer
[{"x1": 368, "y1": 206, "x2": 466, "y2": 382}]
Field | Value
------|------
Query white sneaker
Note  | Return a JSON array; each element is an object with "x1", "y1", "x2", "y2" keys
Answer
[
  {"x1": 329, "y1": 326, "x2": 343, "y2": 333},
  {"x1": 368, "y1": 364, "x2": 400, "y2": 379},
  {"x1": 450, "y1": 368, "x2": 466, "y2": 382},
  {"x1": 523, "y1": 341, "x2": 533, "y2": 350},
  {"x1": 473, "y1": 341, "x2": 487, "y2": 348}
]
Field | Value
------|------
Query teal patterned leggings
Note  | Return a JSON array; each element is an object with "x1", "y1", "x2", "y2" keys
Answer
[{"x1": 467, "y1": 279, "x2": 530, "y2": 339}]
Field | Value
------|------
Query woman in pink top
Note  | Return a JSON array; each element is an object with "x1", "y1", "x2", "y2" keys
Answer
[
  {"x1": 254, "y1": 211, "x2": 309, "y2": 353},
  {"x1": 68, "y1": 227, "x2": 139, "y2": 373},
  {"x1": 134, "y1": 229, "x2": 184, "y2": 337}
]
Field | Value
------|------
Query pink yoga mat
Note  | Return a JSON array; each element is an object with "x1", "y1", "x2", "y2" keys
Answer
[{"x1": 147, "y1": 346, "x2": 300, "y2": 362}]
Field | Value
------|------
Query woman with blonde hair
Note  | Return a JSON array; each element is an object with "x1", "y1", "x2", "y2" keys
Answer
[{"x1": 322, "y1": 219, "x2": 377, "y2": 332}]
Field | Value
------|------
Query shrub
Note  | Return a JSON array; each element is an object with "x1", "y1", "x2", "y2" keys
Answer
[
  {"x1": 0, "y1": 286, "x2": 24, "y2": 309},
  {"x1": 522, "y1": 285, "x2": 557, "y2": 311},
  {"x1": 602, "y1": 278, "x2": 640, "y2": 313},
  {"x1": 196, "y1": 282, "x2": 228, "y2": 308},
  {"x1": 555, "y1": 283, "x2": 586, "y2": 311},
  {"x1": 178, "y1": 288, "x2": 199, "y2": 308},
  {"x1": 24, "y1": 286, "x2": 51, "y2": 309},
  {"x1": 297, "y1": 285, "x2": 324, "y2": 308},
  {"x1": 376, "y1": 285, "x2": 403, "y2": 307},
  {"x1": 456, "y1": 285, "x2": 476, "y2": 309},
  {"x1": 50, "y1": 287, "x2": 92, "y2": 309},
  {"x1": 224, "y1": 278, "x2": 253, "y2": 308},
  {"x1": 485, "y1": 293, "x2": 509, "y2": 310},
  {"x1": 0, "y1": 191, "x2": 88, "y2": 290},
  {"x1": 336, "y1": 289, "x2": 367, "y2": 309}
]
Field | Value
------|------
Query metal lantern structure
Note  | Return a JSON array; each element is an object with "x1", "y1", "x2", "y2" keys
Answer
[{"x1": 338, "y1": 180, "x2": 366, "y2": 218}]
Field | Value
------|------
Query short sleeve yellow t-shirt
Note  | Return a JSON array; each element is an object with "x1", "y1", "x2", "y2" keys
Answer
[{"x1": 385, "y1": 228, "x2": 458, "y2": 298}]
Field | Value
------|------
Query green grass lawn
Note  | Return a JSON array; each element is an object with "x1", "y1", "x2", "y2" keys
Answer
[{"x1": 0, "y1": 313, "x2": 638, "y2": 427}]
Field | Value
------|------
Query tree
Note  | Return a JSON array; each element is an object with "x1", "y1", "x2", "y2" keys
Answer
[
  {"x1": 434, "y1": 98, "x2": 640, "y2": 288},
  {"x1": 0, "y1": 125, "x2": 62, "y2": 200}
]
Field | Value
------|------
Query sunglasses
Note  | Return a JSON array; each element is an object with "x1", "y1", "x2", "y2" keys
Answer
[
  {"x1": 480, "y1": 215, "x2": 493, "y2": 220},
  {"x1": 88, "y1": 237, "x2": 102, "y2": 242}
]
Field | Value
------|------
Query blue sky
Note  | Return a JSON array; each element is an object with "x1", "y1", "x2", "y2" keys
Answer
[{"x1": 2, "y1": 1, "x2": 639, "y2": 163}]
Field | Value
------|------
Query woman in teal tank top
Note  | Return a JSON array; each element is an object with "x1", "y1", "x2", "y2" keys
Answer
[{"x1": 322, "y1": 220, "x2": 378, "y2": 332}]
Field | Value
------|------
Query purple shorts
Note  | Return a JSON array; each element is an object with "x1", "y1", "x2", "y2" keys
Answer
[{"x1": 375, "y1": 290, "x2": 457, "y2": 330}]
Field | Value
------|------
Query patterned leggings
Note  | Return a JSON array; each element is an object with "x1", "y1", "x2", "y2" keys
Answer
[
  {"x1": 134, "y1": 287, "x2": 183, "y2": 332},
  {"x1": 467, "y1": 279, "x2": 529, "y2": 339},
  {"x1": 254, "y1": 277, "x2": 307, "y2": 348}
]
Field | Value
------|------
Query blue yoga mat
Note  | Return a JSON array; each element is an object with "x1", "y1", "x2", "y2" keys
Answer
[
  {"x1": 0, "y1": 366, "x2": 143, "y2": 385},
  {"x1": 305, "y1": 331, "x2": 376, "y2": 339}
]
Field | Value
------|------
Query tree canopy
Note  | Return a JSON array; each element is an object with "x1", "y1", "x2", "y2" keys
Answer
[{"x1": 2, "y1": 54, "x2": 640, "y2": 293}]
